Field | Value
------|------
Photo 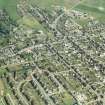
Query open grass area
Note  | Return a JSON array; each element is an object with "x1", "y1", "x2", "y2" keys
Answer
[
  {"x1": 0, "y1": 79, "x2": 4, "y2": 96},
  {"x1": 62, "y1": 93, "x2": 74, "y2": 105},
  {"x1": 28, "y1": 0, "x2": 81, "y2": 10},
  {"x1": 18, "y1": 16, "x2": 45, "y2": 31},
  {"x1": 0, "y1": 0, "x2": 19, "y2": 20},
  {"x1": 83, "y1": 0, "x2": 105, "y2": 8},
  {"x1": 0, "y1": 67, "x2": 7, "y2": 76},
  {"x1": 74, "y1": 0, "x2": 105, "y2": 22}
]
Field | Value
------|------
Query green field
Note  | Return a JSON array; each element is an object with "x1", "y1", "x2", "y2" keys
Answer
[
  {"x1": 0, "y1": 0, "x2": 19, "y2": 20},
  {"x1": 18, "y1": 16, "x2": 45, "y2": 30},
  {"x1": 28, "y1": 0, "x2": 80, "y2": 10},
  {"x1": 74, "y1": 0, "x2": 105, "y2": 22}
]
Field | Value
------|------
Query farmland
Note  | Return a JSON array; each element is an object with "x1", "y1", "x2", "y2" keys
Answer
[{"x1": 74, "y1": 0, "x2": 105, "y2": 22}]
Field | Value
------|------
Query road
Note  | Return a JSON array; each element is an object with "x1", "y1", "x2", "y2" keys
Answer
[{"x1": 31, "y1": 74, "x2": 55, "y2": 105}]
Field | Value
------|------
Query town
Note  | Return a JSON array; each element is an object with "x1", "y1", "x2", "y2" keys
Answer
[{"x1": 0, "y1": 0, "x2": 105, "y2": 105}]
